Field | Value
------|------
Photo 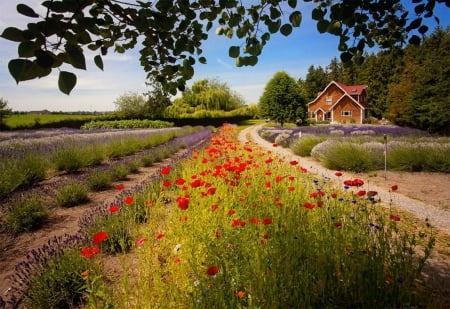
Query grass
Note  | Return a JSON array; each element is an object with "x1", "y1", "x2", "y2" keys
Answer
[{"x1": 4, "y1": 113, "x2": 100, "y2": 129}]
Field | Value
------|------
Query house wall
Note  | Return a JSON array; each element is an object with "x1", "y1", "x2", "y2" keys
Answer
[
  {"x1": 332, "y1": 97, "x2": 363, "y2": 123},
  {"x1": 308, "y1": 84, "x2": 344, "y2": 114}
]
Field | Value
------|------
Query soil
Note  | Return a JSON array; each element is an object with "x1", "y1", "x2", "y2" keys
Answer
[{"x1": 1, "y1": 128, "x2": 450, "y2": 307}]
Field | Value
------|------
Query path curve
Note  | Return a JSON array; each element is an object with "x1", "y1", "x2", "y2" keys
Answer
[{"x1": 239, "y1": 124, "x2": 450, "y2": 234}]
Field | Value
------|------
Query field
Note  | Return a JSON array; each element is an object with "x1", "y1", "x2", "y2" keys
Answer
[
  {"x1": 0, "y1": 123, "x2": 449, "y2": 308},
  {"x1": 3, "y1": 113, "x2": 105, "y2": 129}
]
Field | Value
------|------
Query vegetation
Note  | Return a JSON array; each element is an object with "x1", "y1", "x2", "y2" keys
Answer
[
  {"x1": 298, "y1": 27, "x2": 450, "y2": 134},
  {"x1": 259, "y1": 71, "x2": 307, "y2": 126},
  {"x1": 4, "y1": 196, "x2": 49, "y2": 233},
  {"x1": 1, "y1": 1, "x2": 441, "y2": 95},
  {"x1": 81, "y1": 119, "x2": 173, "y2": 130},
  {"x1": 56, "y1": 183, "x2": 90, "y2": 207},
  {"x1": 3, "y1": 113, "x2": 105, "y2": 129},
  {"x1": 0, "y1": 98, "x2": 12, "y2": 128}
]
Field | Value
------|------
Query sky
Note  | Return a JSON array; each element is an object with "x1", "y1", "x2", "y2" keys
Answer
[{"x1": 0, "y1": 1, "x2": 449, "y2": 112}]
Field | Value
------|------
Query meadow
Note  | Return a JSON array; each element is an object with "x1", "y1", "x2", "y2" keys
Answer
[
  {"x1": 3, "y1": 113, "x2": 104, "y2": 129},
  {"x1": 2, "y1": 123, "x2": 439, "y2": 308}
]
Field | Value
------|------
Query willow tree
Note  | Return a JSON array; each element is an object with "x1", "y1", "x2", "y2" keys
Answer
[
  {"x1": 259, "y1": 71, "x2": 307, "y2": 127},
  {"x1": 1, "y1": 0, "x2": 447, "y2": 97}
]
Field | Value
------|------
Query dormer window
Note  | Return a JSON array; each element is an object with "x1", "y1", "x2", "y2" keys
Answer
[{"x1": 326, "y1": 96, "x2": 332, "y2": 105}]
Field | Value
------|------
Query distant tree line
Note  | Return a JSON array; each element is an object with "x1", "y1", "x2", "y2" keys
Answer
[{"x1": 298, "y1": 27, "x2": 450, "y2": 135}]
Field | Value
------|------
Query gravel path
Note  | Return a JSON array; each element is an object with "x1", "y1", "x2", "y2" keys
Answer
[{"x1": 239, "y1": 124, "x2": 450, "y2": 234}]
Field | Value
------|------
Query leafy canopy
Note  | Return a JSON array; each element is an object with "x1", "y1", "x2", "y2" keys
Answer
[{"x1": 1, "y1": 0, "x2": 448, "y2": 96}]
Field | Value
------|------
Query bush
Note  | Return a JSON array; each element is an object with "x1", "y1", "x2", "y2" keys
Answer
[
  {"x1": 127, "y1": 160, "x2": 141, "y2": 174},
  {"x1": 4, "y1": 196, "x2": 49, "y2": 233},
  {"x1": 291, "y1": 135, "x2": 326, "y2": 157},
  {"x1": 91, "y1": 215, "x2": 133, "y2": 255},
  {"x1": 86, "y1": 171, "x2": 112, "y2": 192},
  {"x1": 19, "y1": 154, "x2": 48, "y2": 187},
  {"x1": 25, "y1": 249, "x2": 94, "y2": 309},
  {"x1": 141, "y1": 154, "x2": 155, "y2": 167},
  {"x1": 52, "y1": 147, "x2": 87, "y2": 173},
  {"x1": 56, "y1": 183, "x2": 89, "y2": 207},
  {"x1": 110, "y1": 164, "x2": 129, "y2": 181}
]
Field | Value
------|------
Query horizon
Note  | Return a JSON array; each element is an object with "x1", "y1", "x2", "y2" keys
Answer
[{"x1": 1, "y1": 0, "x2": 449, "y2": 112}]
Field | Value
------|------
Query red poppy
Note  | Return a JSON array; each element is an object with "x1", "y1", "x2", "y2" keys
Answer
[
  {"x1": 228, "y1": 209, "x2": 236, "y2": 216},
  {"x1": 207, "y1": 265, "x2": 219, "y2": 276},
  {"x1": 262, "y1": 218, "x2": 272, "y2": 225},
  {"x1": 156, "y1": 233, "x2": 165, "y2": 240},
  {"x1": 136, "y1": 237, "x2": 147, "y2": 247},
  {"x1": 331, "y1": 193, "x2": 337, "y2": 199},
  {"x1": 265, "y1": 182, "x2": 271, "y2": 188},
  {"x1": 211, "y1": 204, "x2": 219, "y2": 212},
  {"x1": 290, "y1": 160, "x2": 298, "y2": 165},
  {"x1": 275, "y1": 176, "x2": 284, "y2": 183},
  {"x1": 334, "y1": 172, "x2": 343, "y2": 177},
  {"x1": 177, "y1": 196, "x2": 189, "y2": 210},
  {"x1": 334, "y1": 222, "x2": 342, "y2": 227},
  {"x1": 206, "y1": 187, "x2": 216, "y2": 195},
  {"x1": 357, "y1": 190, "x2": 366, "y2": 196},
  {"x1": 163, "y1": 180, "x2": 172, "y2": 187},
  {"x1": 344, "y1": 178, "x2": 365, "y2": 187},
  {"x1": 109, "y1": 205, "x2": 120, "y2": 213},
  {"x1": 174, "y1": 257, "x2": 181, "y2": 264},
  {"x1": 161, "y1": 166, "x2": 171, "y2": 175},
  {"x1": 175, "y1": 178, "x2": 186, "y2": 185},
  {"x1": 93, "y1": 231, "x2": 108, "y2": 244},
  {"x1": 303, "y1": 202, "x2": 315, "y2": 209},
  {"x1": 215, "y1": 230, "x2": 221, "y2": 238},
  {"x1": 250, "y1": 218, "x2": 259, "y2": 224},
  {"x1": 265, "y1": 158, "x2": 273, "y2": 164},
  {"x1": 288, "y1": 186, "x2": 295, "y2": 191},
  {"x1": 190, "y1": 179, "x2": 202, "y2": 188},
  {"x1": 124, "y1": 197, "x2": 134, "y2": 205},
  {"x1": 236, "y1": 291, "x2": 245, "y2": 299},
  {"x1": 81, "y1": 246, "x2": 98, "y2": 259},
  {"x1": 115, "y1": 184, "x2": 125, "y2": 190},
  {"x1": 389, "y1": 214, "x2": 400, "y2": 222},
  {"x1": 288, "y1": 176, "x2": 295, "y2": 181},
  {"x1": 272, "y1": 143, "x2": 278, "y2": 147},
  {"x1": 391, "y1": 184, "x2": 398, "y2": 191},
  {"x1": 317, "y1": 200, "x2": 323, "y2": 207}
]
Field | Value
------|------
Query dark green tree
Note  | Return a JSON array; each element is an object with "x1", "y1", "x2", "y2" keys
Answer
[
  {"x1": 0, "y1": 98, "x2": 12, "y2": 128},
  {"x1": 113, "y1": 92, "x2": 149, "y2": 119},
  {"x1": 300, "y1": 65, "x2": 329, "y2": 102},
  {"x1": 1, "y1": 0, "x2": 446, "y2": 96},
  {"x1": 144, "y1": 79, "x2": 172, "y2": 119},
  {"x1": 259, "y1": 71, "x2": 307, "y2": 127}
]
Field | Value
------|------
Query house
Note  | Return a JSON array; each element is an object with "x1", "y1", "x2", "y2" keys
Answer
[{"x1": 307, "y1": 81, "x2": 369, "y2": 124}]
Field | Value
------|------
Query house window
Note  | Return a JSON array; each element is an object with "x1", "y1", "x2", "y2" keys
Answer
[
  {"x1": 326, "y1": 96, "x2": 332, "y2": 105},
  {"x1": 341, "y1": 110, "x2": 352, "y2": 117}
]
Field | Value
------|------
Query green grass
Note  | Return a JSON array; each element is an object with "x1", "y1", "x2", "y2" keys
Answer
[{"x1": 4, "y1": 113, "x2": 101, "y2": 129}]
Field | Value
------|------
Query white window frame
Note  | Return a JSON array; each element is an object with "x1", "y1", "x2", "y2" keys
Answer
[
  {"x1": 341, "y1": 110, "x2": 352, "y2": 117},
  {"x1": 326, "y1": 96, "x2": 332, "y2": 105}
]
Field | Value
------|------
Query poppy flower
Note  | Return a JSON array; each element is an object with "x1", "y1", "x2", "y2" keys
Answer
[
  {"x1": 206, "y1": 187, "x2": 216, "y2": 195},
  {"x1": 163, "y1": 180, "x2": 172, "y2": 187},
  {"x1": 81, "y1": 270, "x2": 90, "y2": 277},
  {"x1": 207, "y1": 265, "x2": 219, "y2": 276},
  {"x1": 357, "y1": 190, "x2": 366, "y2": 197},
  {"x1": 265, "y1": 182, "x2": 271, "y2": 188},
  {"x1": 391, "y1": 184, "x2": 398, "y2": 191},
  {"x1": 124, "y1": 197, "x2": 134, "y2": 205},
  {"x1": 228, "y1": 209, "x2": 236, "y2": 216},
  {"x1": 175, "y1": 178, "x2": 186, "y2": 185},
  {"x1": 215, "y1": 230, "x2": 221, "y2": 238},
  {"x1": 161, "y1": 166, "x2": 171, "y2": 175},
  {"x1": 334, "y1": 172, "x2": 343, "y2": 177},
  {"x1": 109, "y1": 205, "x2": 120, "y2": 213},
  {"x1": 81, "y1": 246, "x2": 95, "y2": 259},
  {"x1": 156, "y1": 233, "x2": 165, "y2": 240},
  {"x1": 250, "y1": 218, "x2": 259, "y2": 224},
  {"x1": 211, "y1": 204, "x2": 219, "y2": 212},
  {"x1": 93, "y1": 231, "x2": 108, "y2": 244},
  {"x1": 334, "y1": 222, "x2": 342, "y2": 227},
  {"x1": 115, "y1": 184, "x2": 125, "y2": 190},
  {"x1": 288, "y1": 186, "x2": 295, "y2": 191},
  {"x1": 331, "y1": 193, "x2": 337, "y2": 199},
  {"x1": 262, "y1": 218, "x2": 272, "y2": 225},
  {"x1": 303, "y1": 202, "x2": 315, "y2": 209},
  {"x1": 190, "y1": 179, "x2": 202, "y2": 188},
  {"x1": 272, "y1": 143, "x2": 278, "y2": 147},
  {"x1": 174, "y1": 257, "x2": 181, "y2": 264},
  {"x1": 290, "y1": 160, "x2": 298, "y2": 165},
  {"x1": 136, "y1": 237, "x2": 147, "y2": 247},
  {"x1": 236, "y1": 291, "x2": 245, "y2": 299},
  {"x1": 177, "y1": 196, "x2": 189, "y2": 210},
  {"x1": 389, "y1": 214, "x2": 400, "y2": 222}
]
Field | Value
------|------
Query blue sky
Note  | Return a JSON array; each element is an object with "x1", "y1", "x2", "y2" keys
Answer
[{"x1": 0, "y1": 1, "x2": 449, "y2": 112}]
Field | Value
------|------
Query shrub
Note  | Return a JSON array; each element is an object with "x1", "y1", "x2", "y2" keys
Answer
[
  {"x1": 52, "y1": 147, "x2": 87, "y2": 173},
  {"x1": 4, "y1": 196, "x2": 49, "y2": 233},
  {"x1": 141, "y1": 154, "x2": 155, "y2": 167},
  {"x1": 91, "y1": 215, "x2": 133, "y2": 254},
  {"x1": 86, "y1": 171, "x2": 112, "y2": 192},
  {"x1": 56, "y1": 183, "x2": 89, "y2": 207},
  {"x1": 291, "y1": 135, "x2": 326, "y2": 157},
  {"x1": 127, "y1": 160, "x2": 141, "y2": 174},
  {"x1": 19, "y1": 154, "x2": 48, "y2": 187},
  {"x1": 110, "y1": 164, "x2": 129, "y2": 181},
  {"x1": 24, "y1": 249, "x2": 94, "y2": 309}
]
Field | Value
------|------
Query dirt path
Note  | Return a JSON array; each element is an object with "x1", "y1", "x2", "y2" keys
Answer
[{"x1": 239, "y1": 124, "x2": 450, "y2": 306}]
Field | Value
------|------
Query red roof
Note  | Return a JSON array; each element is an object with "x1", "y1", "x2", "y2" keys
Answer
[{"x1": 335, "y1": 82, "x2": 367, "y2": 95}]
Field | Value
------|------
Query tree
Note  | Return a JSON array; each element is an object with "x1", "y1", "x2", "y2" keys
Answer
[
  {"x1": 1, "y1": 1, "x2": 447, "y2": 96},
  {"x1": 0, "y1": 98, "x2": 12, "y2": 128},
  {"x1": 114, "y1": 92, "x2": 149, "y2": 119},
  {"x1": 259, "y1": 71, "x2": 307, "y2": 127},
  {"x1": 144, "y1": 79, "x2": 172, "y2": 119},
  {"x1": 300, "y1": 65, "x2": 329, "y2": 102}
]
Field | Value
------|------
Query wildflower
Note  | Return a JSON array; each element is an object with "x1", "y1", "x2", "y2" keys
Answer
[
  {"x1": 211, "y1": 204, "x2": 219, "y2": 212},
  {"x1": 206, "y1": 187, "x2": 216, "y2": 195},
  {"x1": 303, "y1": 202, "x2": 315, "y2": 209},
  {"x1": 334, "y1": 222, "x2": 342, "y2": 228},
  {"x1": 81, "y1": 246, "x2": 99, "y2": 259},
  {"x1": 228, "y1": 209, "x2": 236, "y2": 216},
  {"x1": 334, "y1": 172, "x2": 343, "y2": 177},
  {"x1": 156, "y1": 233, "x2": 165, "y2": 240},
  {"x1": 357, "y1": 190, "x2": 366, "y2": 197},
  {"x1": 174, "y1": 257, "x2": 181, "y2": 264},
  {"x1": 177, "y1": 196, "x2": 189, "y2": 210},
  {"x1": 115, "y1": 184, "x2": 125, "y2": 190},
  {"x1": 290, "y1": 160, "x2": 298, "y2": 165},
  {"x1": 207, "y1": 266, "x2": 219, "y2": 276},
  {"x1": 215, "y1": 230, "x2": 221, "y2": 238},
  {"x1": 163, "y1": 180, "x2": 172, "y2": 187},
  {"x1": 109, "y1": 205, "x2": 120, "y2": 213},
  {"x1": 262, "y1": 218, "x2": 273, "y2": 225},
  {"x1": 391, "y1": 184, "x2": 398, "y2": 191},
  {"x1": 272, "y1": 143, "x2": 278, "y2": 147},
  {"x1": 161, "y1": 166, "x2": 171, "y2": 175},
  {"x1": 175, "y1": 178, "x2": 186, "y2": 185},
  {"x1": 288, "y1": 186, "x2": 295, "y2": 191},
  {"x1": 191, "y1": 179, "x2": 202, "y2": 188},
  {"x1": 389, "y1": 214, "x2": 401, "y2": 222},
  {"x1": 250, "y1": 218, "x2": 259, "y2": 224},
  {"x1": 93, "y1": 231, "x2": 108, "y2": 244},
  {"x1": 236, "y1": 291, "x2": 245, "y2": 299},
  {"x1": 81, "y1": 270, "x2": 90, "y2": 277},
  {"x1": 331, "y1": 193, "x2": 337, "y2": 199},
  {"x1": 124, "y1": 197, "x2": 134, "y2": 205},
  {"x1": 136, "y1": 237, "x2": 147, "y2": 247}
]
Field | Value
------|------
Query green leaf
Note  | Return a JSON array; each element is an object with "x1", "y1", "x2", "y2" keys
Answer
[
  {"x1": 58, "y1": 71, "x2": 77, "y2": 95},
  {"x1": 18, "y1": 41, "x2": 36, "y2": 57},
  {"x1": 229, "y1": 46, "x2": 240, "y2": 58},
  {"x1": 280, "y1": 24, "x2": 292, "y2": 36},
  {"x1": 340, "y1": 51, "x2": 352, "y2": 63},
  {"x1": 35, "y1": 50, "x2": 55, "y2": 68},
  {"x1": 94, "y1": 55, "x2": 104, "y2": 70},
  {"x1": 408, "y1": 35, "x2": 421, "y2": 45},
  {"x1": 289, "y1": 11, "x2": 302, "y2": 27},
  {"x1": 17, "y1": 4, "x2": 39, "y2": 18},
  {"x1": 268, "y1": 20, "x2": 281, "y2": 33},
  {"x1": 270, "y1": 7, "x2": 281, "y2": 19},
  {"x1": 288, "y1": 0, "x2": 297, "y2": 9},
  {"x1": 312, "y1": 8, "x2": 324, "y2": 21},
  {"x1": 65, "y1": 44, "x2": 86, "y2": 70},
  {"x1": 1, "y1": 27, "x2": 25, "y2": 42},
  {"x1": 8, "y1": 59, "x2": 34, "y2": 83},
  {"x1": 198, "y1": 57, "x2": 207, "y2": 64},
  {"x1": 317, "y1": 20, "x2": 329, "y2": 33}
]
